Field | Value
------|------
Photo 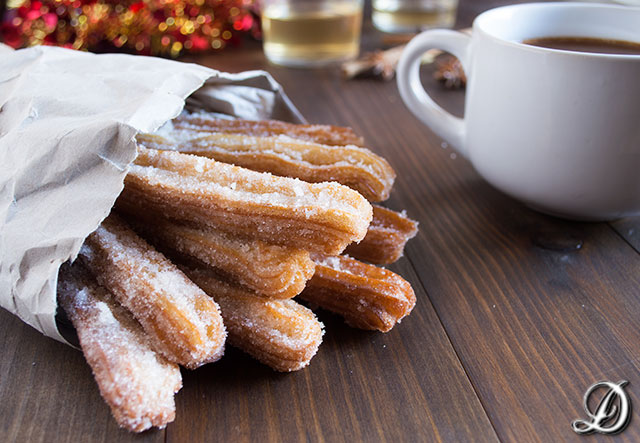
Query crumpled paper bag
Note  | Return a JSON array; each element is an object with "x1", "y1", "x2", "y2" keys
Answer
[{"x1": 0, "y1": 44, "x2": 304, "y2": 345}]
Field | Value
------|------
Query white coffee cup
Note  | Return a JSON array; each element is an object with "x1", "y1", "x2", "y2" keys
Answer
[{"x1": 397, "y1": 2, "x2": 640, "y2": 221}]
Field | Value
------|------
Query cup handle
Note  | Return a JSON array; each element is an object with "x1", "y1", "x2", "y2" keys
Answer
[{"x1": 397, "y1": 30, "x2": 471, "y2": 158}]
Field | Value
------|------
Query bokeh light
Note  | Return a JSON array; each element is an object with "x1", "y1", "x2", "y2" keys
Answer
[{"x1": 0, "y1": 0, "x2": 261, "y2": 57}]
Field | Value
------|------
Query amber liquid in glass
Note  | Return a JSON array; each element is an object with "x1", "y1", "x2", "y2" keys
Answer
[
  {"x1": 262, "y1": 2, "x2": 362, "y2": 67},
  {"x1": 372, "y1": 0, "x2": 457, "y2": 33}
]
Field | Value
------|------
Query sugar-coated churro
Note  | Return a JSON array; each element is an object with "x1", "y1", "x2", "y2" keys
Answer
[
  {"x1": 172, "y1": 113, "x2": 365, "y2": 147},
  {"x1": 119, "y1": 146, "x2": 372, "y2": 255},
  {"x1": 300, "y1": 254, "x2": 416, "y2": 332},
  {"x1": 345, "y1": 205, "x2": 418, "y2": 264},
  {"x1": 47, "y1": 109, "x2": 421, "y2": 433},
  {"x1": 78, "y1": 213, "x2": 226, "y2": 369},
  {"x1": 125, "y1": 215, "x2": 315, "y2": 299},
  {"x1": 136, "y1": 133, "x2": 174, "y2": 151},
  {"x1": 182, "y1": 264, "x2": 324, "y2": 372},
  {"x1": 141, "y1": 132, "x2": 396, "y2": 202},
  {"x1": 57, "y1": 263, "x2": 182, "y2": 432}
]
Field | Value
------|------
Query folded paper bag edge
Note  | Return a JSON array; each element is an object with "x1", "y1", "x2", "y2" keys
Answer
[{"x1": 0, "y1": 46, "x2": 304, "y2": 346}]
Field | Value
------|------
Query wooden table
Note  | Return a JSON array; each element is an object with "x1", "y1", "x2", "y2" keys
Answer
[{"x1": 2, "y1": 1, "x2": 639, "y2": 441}]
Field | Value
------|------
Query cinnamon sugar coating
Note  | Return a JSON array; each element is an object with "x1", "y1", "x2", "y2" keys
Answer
[
  {"x1": 78, "y1": 214, "x2": 226, "y2": 369},
  {"x1": 300, "y1": 255, "x2": 416, "y2": 332},
  {"x1": 173, "y1": 114, "x2": 365, "y2": 147},
  {"x1": 57, "y1": 263, "x2": 182, "y2": 432},
  {"x1": 140, "y1": 132, "x2": 396, "y2": 202},
  {"x1": 124, "y1": 215, "x2": 315, "y2": 299},
  {"x1": 345, "y1": 205, "x2": 418, "y2": 264},
  {"x1": 52, "y1": 111, "x2": 422, "y2": 432},
  {"x1": 183, "y1": 265, "x2": 324, "y2": 372},
  {"x1": 119, "y1": 146, "x2": 372, "y2": 255}
]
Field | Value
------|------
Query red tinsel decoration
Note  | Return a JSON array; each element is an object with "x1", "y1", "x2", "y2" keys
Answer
[{"x1": 0, "y1": 0, "x2": 260, "y2": 57}]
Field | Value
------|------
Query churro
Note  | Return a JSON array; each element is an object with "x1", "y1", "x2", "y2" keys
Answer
[
  {"x1": 57, "y1": 263, "x2": 182, "y2": 432},
  {"x1": 78, "y1": 213, "x2": 226, "y2": 369},
  {"x1": 141, "y1": 132, "x2": 396, "y2": 202},
  {"x1": 345, "y1": 205, "x2": 418, "y2": 264},
  {"x1": 173, "y1": 113, "x2": 365, "y2": 147},
  {"x1": 136, "y1": 133, "x2": 174, "y2": 151},
  {"x1": 182, "y1": 264, "x2": 324, "y2": 372},
  {"x1": 119, "y1": 146, "x2": 372, "y2": 255},
  {"x1": 125, "y1": 215, "x2": 315, "y2": 299},
  {"x1": 300, "y1": 255, "x2": 416, "y2": 332}
]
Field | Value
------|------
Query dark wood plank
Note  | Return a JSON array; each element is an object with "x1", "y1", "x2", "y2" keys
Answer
[
  {"x1": 3, "y1": 1, "x2": 637, "y2": 441},
  {"x1": 1, "y1": 59, "x2": 500, "y2": 442},
  {"x1": 277, "y1": 60, "x2": 640, "y2": 442},
  {"x1": 2, "y1": 33, "x2": 500, "y2": 443},
  {"x1": 611, "y1": 217, "x2": 640, "y2": 253},
  {"x1": 172, "y1": 31, "x2": 503, "y2": 441},
  {"x1": 168, "y1": 258, "x2": 499, "y2": 442},
  {"x1": 0, "y1": 307, "x2": 165, "y2": 443}
]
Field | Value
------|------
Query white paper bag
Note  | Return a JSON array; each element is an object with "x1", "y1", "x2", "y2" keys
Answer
[{"x1": 0, "y1": 45, "x2": 304, "y2": 345}]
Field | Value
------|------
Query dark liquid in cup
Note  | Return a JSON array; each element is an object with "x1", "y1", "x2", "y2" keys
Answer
[{"x1": 523, "y1": 37, "x2": 640, "y2": 55}]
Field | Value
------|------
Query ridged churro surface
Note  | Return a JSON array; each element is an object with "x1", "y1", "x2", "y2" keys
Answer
[
  {"x1": 301, "y1": 255, "x2": 416, "y2": 332},
  {"x1": 53, "y1": 112, "x2": 421, "y2": 433},
  {"x1": 78, "y1": 214, "x2": 226, "y2": 369},
  {"x1": 57, "y1": 263, "x2": 182, "y2": 432},
  {"x1": 173, "y1": 113, "x2": 365, "y2": 147},
  {"x1": 120, "y1": 146, "x2": 372, "y2": 255},
  {"x1": 154, "y1": 132, "x2": 396, "y2": 202},
  {"x1": 125, "y1": 215, "x2": 315, "y2": 299},
  {"x1": 345, "y1": 205, "x2": 418, "y2": 264},
  {"x1": 183, "y1": 265, "x2": 324, "y2": 372}
]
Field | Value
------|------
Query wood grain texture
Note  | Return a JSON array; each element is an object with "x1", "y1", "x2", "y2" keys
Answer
[
  {"x1": 611, "y1": 217, "x2": 640, "y2": 253},
  {"x1": 0, "y1": 308, "x2": 165, "y2": 443},
  {"x1": 240, "y1": 37, "x2": 640, "y2": 441},
  {"x1": 168, "y1": 259, "x2": 498, "y2": 443},
  {"x1": 2, "y1": 0, "x2": 639, "y2": 441},
  {"x1": 1, "y1": 26, "x2": 500, "y2": 443}
]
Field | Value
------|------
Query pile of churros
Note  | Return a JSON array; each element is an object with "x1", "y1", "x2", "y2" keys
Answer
[{"x1": 57, "y1": 112, "x2": 419, "y2": 432}]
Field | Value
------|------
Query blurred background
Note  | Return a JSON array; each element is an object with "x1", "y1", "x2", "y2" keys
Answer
[{"x1": 0, "y1": 0, "x2": 637, "y2": 64}]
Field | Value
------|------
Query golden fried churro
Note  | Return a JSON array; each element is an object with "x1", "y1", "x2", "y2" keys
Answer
[
  {"x1": 173, "y1": 114, "x2": 365, "y2": 147},
  {"x1": 300, "y1": 255, "x2": 416, "y2": 332},
  {"x1": 135, "y1": 133, "x2": 174, "y2": 151},
  {"x1": 119, "y1": 146, "x2": 372, "y2": 255},
  {"x1": 78, "y1": 214, "x2": 226, "y2": 369},
  {"x1": 345, "y1": 205, "x2": 418, "y2": 264},
  {"x1": 125, "y1": 215, "x2": 315, "y2": 299},
  {"x1": 152, "y1": 132, "x2": 396, "y2": 202},
  {"x1": 57, "y1": 263, "x2": 182, "y2": 432},
  {"x1": 182, "y1": 265, "x2": 324, "y2": 372}
]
